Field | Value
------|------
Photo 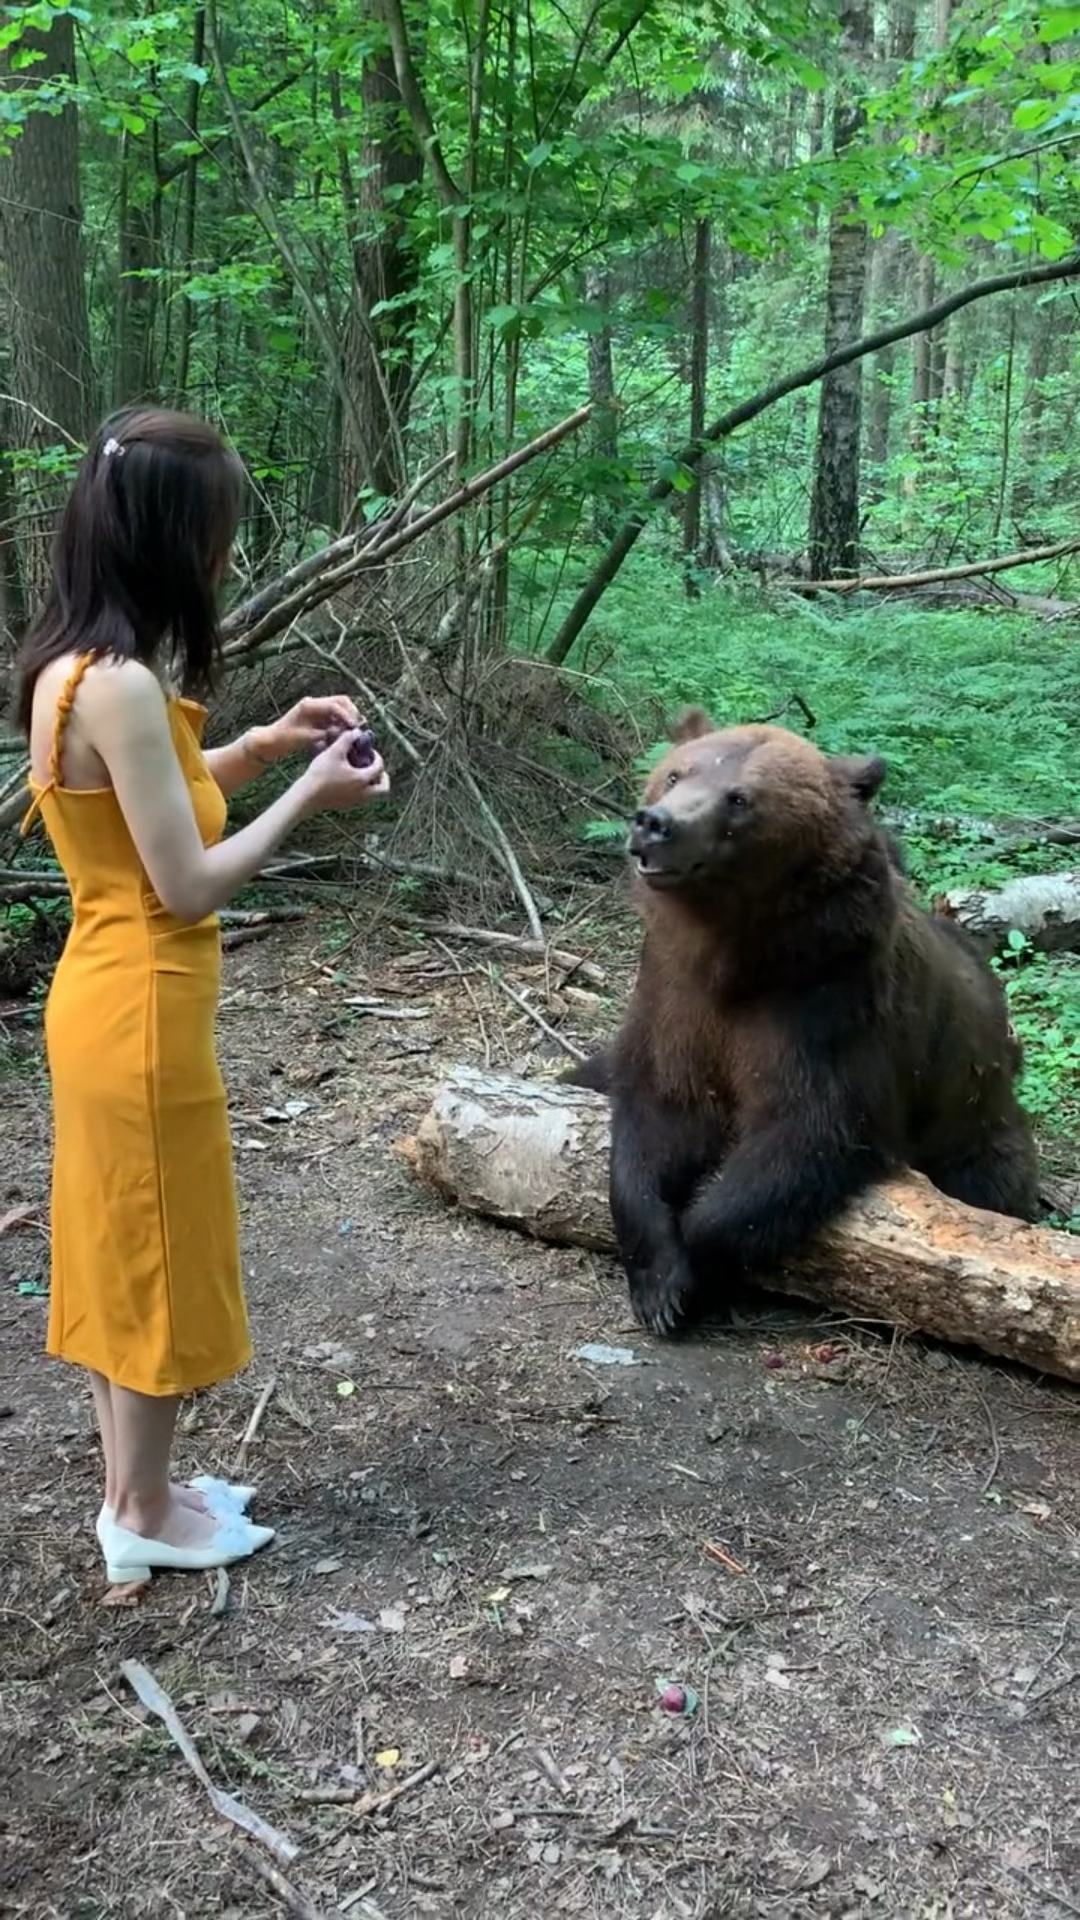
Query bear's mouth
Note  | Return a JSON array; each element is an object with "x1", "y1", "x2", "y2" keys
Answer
[{"x1": 634, "y1": 849, "x2": 708, "y2": 887}]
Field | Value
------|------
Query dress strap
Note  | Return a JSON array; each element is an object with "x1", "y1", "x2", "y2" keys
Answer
[
  {"x1": 19, "y1": 652, "x2": 95, "y2": 838},
  {"x1": 49, "y1": 652, "x2": 94, "y2": 787}
]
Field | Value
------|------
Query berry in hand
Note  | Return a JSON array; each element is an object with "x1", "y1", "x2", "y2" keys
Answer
[{"x1": 347, "y1": 728, "x2": 376, "y2": 769}]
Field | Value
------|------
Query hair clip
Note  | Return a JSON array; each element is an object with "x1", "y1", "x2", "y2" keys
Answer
[{"x1": 102, "y1": 437, "x2": 125, "y2": 457}]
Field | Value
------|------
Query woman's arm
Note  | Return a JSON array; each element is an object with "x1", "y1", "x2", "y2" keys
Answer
[
  {"x1": 202, "y1": 727, "x2": 277, "y2": 798},
  {"x1": 82, "y1": 663, "x2": 386, "y2": 923}
]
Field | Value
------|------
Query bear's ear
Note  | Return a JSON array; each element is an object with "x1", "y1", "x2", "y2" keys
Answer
[
  {"x1": 831, "y1": 752, "x2": 887, "y2": 804},
  {"x1": 670, "y1": 705, "x2": 716, "y2": 744}
]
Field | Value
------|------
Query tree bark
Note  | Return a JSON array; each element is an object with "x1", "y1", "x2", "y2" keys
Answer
[
  {"x1": 682, "y1": 219, "x2": 711, "y2": 590},
  {"x1": 909, "y1": 0, "x2": 951, "y2": 459},
  {"x1": 585, "y1": 265, "x2": 619, "y2": 541},
  {"x1": 379, "y1": 0, "x2": 473, "y2": 483},
  {"x1": 173, "y1": 7, "x2": 206, "y2": 403},
  {"x1": 113, "y1": 134, "x2": 158, "y2": 406},
  {"x1": 0, "y1": 14, "x2": 92, "y2": 447},
  {"x1": 864, "y1": 233, "x2": 902, "y2": 493},
  {"x1": 336, "y1": 4, "x2": 423, "y2": 506},
  {"x1": 402, "y1": 1068, "x2": 1080, "y2": 1385},
  {"x1": 807, "y1": 0, "x2": 871, "y2": 578}
]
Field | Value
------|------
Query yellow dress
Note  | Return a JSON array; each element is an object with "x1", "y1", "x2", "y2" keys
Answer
[{"x1": 21, "y1": 655, "x2": 251, "y2": 1396}]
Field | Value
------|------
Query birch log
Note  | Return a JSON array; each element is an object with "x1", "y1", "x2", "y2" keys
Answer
[
  {"x1": 937, "y1": 872, "x2": 1080, "y2": 959},
  {"x1": 400, "y1": 1067, "x2": 1080, "y2": 1385}
]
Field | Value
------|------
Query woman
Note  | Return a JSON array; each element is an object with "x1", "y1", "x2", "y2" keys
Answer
[{"x1": 15, "y1": 407, "x2": 388, "y2": 1587}]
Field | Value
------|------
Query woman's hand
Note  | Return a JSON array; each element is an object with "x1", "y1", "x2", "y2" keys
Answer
[
  {"x1": 299, "y1": 730, "x2": 389, "y2": 813},
  {"x1": 255, "y1": 694, "x2": 364, "y2": 764}
]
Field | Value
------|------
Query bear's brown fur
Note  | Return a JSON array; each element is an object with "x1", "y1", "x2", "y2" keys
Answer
[{"x1": 568, "y1": 709, "x2": 1040, "y2": 1335}]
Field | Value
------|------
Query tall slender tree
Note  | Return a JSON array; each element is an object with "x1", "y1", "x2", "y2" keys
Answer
[{"x1": 807, "y1": 0, "x2": 872, "y2": 577}]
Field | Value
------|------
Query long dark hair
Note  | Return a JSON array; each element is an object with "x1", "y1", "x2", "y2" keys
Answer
[{"x1": 14, "y1": 406, "x2": 245, "y2": 734}]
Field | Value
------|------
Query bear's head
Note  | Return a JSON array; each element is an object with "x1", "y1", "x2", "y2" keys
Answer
[{"x1": 629, "y1": 708, "x2": 887, "y2": 895}]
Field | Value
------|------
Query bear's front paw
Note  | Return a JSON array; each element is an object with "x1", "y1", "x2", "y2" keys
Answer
[{"x1": 627, "y1": 1254, "x2": 694, "y2": 1336}]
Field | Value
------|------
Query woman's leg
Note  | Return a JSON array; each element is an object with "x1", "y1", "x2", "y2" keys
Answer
[
  {"x1": 108, "y1": 1385, "x2": 219, "y2": 1548},
  {"x1": 88, "y1": 1370, "x2": 116, "y2": 1507}
]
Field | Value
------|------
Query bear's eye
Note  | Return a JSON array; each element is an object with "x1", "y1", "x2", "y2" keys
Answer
[
  {"x1": 665, "y1": 769, "x2": 681, "y2": 791},
  {"x1": 727, "y1": 787, "x2": 749, "y2": 810}
]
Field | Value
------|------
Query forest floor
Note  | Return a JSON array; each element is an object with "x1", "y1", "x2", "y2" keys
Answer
[{"x1": 1, "y1": 915, "x2": 1079, "y2": 1920}]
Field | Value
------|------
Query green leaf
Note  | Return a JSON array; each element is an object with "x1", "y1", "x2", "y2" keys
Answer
[
  {"x1": 1012, "y1": 99, "x2": 1055, "y2": 130},
  {"x1": 484, "y1": 302, "x2": 521, "y2": 336},
  {"x1": 1038, "y1": 9, "x2": 1080, "y2": 42},
  {"x1": 525, "y1": 141, "x2": 552, "y2": 169}
]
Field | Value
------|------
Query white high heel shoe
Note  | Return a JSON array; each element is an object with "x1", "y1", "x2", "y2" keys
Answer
[{"x1": 97, "y1": 1508, "x2": 275, "y2": 1586}]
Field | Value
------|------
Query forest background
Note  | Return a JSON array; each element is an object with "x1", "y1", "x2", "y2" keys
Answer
[{"x1": 0, "y1": 0, "x2": 1078, "y2": 1165}]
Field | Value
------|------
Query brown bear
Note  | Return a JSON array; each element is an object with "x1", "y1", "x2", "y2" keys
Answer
[{"x1": 567, "y1": 709, "x2": 1040, "y2": 1335}]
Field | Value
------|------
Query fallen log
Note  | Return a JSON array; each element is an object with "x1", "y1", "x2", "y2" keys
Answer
[
  {"x1": 937, "y1": 871, "x2": 1080, "y2": 959},
  {"x1": 401, "y1": 1067, "x2": 1080, "y2": 1385},
  {"x1": 776, "y1": 533, "x2": 1080, "y2": 597}
]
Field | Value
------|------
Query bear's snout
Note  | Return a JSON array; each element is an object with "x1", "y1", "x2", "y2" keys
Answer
[{"x1": 632, "y1": 804, "x2": 675, "y2": 845}]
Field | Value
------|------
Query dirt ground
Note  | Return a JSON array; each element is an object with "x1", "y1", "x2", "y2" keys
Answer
[{"x1": 1, "y1": 916, "x2": 1078, "y2": 1920}]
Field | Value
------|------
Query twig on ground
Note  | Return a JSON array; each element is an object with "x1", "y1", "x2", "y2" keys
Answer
[
  {"x1": 233, "y1": 1837, "x2": 326, "y2": 1920},
  {"x1": 120, "y1": 1658, "x2": 299, "y2": 1865},
  {"x1": 973, "y1": 1384, "x2": 1002, "y2": 1494},
  {"x1": 491, "y1": 970, "x2": 587, "y2": 1061},
  {"x1": 535, "y1": 1747, "x2": 572, "y2": 1797},
  {"x1": 386, "y1": 914, "x2": 606, "y2": 985},
  {"x1": 1022, "y1": 1611, "x2": 1073, "y2": 1700},
  {"x1": 299, "y1": 1756, "x2": 441, "y2": 1813},
  {"x1": 702, "y1": 1540, "x2": 749, "y2": 1575},
  {"x1": 233, "y1": 1376, "x2": 277, "y2": 1476}
]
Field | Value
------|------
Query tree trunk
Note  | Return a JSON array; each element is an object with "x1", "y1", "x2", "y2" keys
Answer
[
  {"x1": 0, "y1": 15, "x2": 92, "y2": 446},
  {"x1": 337, "y1": 6, "x2": 423, "y2": 508},
  {"x1": 402, "y1": 1069, "x2": 1080, "y2": 1386},
  {"x1": 1013, "y1": 307, "x2": 1055, "y2": 518},
  {"x1": 0, "y1": 14, "x2": 93, "y2": 606},
  {"x1": 908, "y1": 0, "x2": 951, "y2": 462},
  {"x1": 113, "y1": 136, "x2": 158, "y2": 406},
  {"x1": 864, "y1": 0, "x2": 916, "y2": 499},
  {"x1": 865, "y1": 232, "x2": 902, "y2": 495},
  {"x1": 807, "y1": 0, "x2": 871, "y2": 578},
  {"x1": 173, "y1": 7, "x2": 206, "y2": 403},
  {"x1": 585, "y1": 265, "x2": 618, "y2": 541},
  {"x1": 682, "y1": 219, "x2": 711, "y2": 593}
]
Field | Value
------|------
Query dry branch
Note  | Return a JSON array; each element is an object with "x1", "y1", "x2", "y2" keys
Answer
[
  {"x1": 402, "y1": 1068, "x2": 1080, "y2": 1385},
  {"x1": 937, "y1": 872, "x2": 1080, "y2": 959},
  {"x1": 221, "y1": 406, "x2": 591, "y2": 661},
  {"x1": 781, "y1": 536, "x2": 1080, "y2": 595}
]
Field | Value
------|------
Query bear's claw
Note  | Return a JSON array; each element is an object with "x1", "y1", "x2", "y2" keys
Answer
[{"x1": 628, "y1": 1262, "x2": 692, "y2": 1337}]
